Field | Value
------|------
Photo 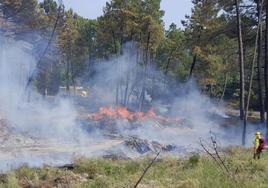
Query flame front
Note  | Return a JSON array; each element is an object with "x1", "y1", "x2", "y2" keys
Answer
[{"x1": 88, "y1": 106, "x2": 180, "y2": 125}]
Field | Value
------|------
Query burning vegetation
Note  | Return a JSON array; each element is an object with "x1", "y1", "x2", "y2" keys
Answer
[{"x1": 87, "y1": 106, "x2": 181, "y2": 125}]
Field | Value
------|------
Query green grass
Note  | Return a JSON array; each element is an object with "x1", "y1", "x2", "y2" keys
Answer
[{"x1": 0, "y1": 147, "x2": 268, "y2": 188}]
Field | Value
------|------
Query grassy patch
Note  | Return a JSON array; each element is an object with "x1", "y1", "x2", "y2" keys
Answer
[{"x1": 1, "y1": 147, "x2": 268, "y2": 187}]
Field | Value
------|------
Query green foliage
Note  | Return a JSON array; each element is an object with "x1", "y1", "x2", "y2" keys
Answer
[
  {"x1": 188, "y1": 154, "x2": 200, "y2": 167},
  {"x1": 0, "y1": 0, "x2": 265, "y2": 106}
]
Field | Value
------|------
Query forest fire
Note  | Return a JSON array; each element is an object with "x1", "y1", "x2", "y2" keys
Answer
[{"x1": 88, "y1": 106, "x2": 180, "y2": 125}]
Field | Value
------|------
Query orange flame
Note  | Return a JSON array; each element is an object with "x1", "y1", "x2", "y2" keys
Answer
[{"x1": 88, "y1": 106, "x2": 180, "y2": 125}]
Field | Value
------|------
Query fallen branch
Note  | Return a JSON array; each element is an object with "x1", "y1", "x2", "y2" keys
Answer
[{"x1": 133, "y1": 151, "x2": 160, "y2": 188}]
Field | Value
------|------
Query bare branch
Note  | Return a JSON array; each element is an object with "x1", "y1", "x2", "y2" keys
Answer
[{"x1": 133, "y1": 151, "x2": 160, "y2": 188}]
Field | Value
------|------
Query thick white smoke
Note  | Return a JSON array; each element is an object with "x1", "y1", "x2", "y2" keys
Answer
[
  {"x1": 0, "y1": 37, "x2": 86, "y2": 141},
  {"x1": 84, "y1": 43, "x2": 235, "y2": 151}
]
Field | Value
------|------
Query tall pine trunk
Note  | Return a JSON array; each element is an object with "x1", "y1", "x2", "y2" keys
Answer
[
  {"x1": 243, "y1": 0, "x2": 263, "y2": 145},
  {"x1": 235, "y1": 0, "x2": 245, "y2": 122},
  {"x1": 257, "y1": 0, "x2": 265, "y2": 123},
  {"x1": 265, "y1": 0, "x2": 268, "y2": 139}
]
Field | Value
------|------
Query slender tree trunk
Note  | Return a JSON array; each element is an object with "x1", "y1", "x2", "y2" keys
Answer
[
  {"x1": 257, "y1": 0, "x2": 265, "y2": 123},
  {"x1": 70, "y1": 62, "x2": 76, "y2": 95},
  {"x1": 165, "y1": 48, "x2": 176, "y2": 75},
  {"x1": 120, "y1": 26, "x2": 124, "y2": 55},
  {"x1": 116, "y1": 86, "x2": 119, "y2": 105},
  {"x1": 139, "y1": 32, "x2": 151, "y2": 111},
  {"x1": 218, "y1": 73, "x2": 228, "y2": 104},
  {"x1": 124, "y1": 77, "x2": 129, "y2": 106},
  {"x1": 112, "y1": 30, "x2": 117, "y2": 54},
  {"x1": 243, "y1": 0, "x2": 263, "y2": 145},
  {"x1": 235, "y1": 0, "x2": 245, "y2": 121},
  {"x1": 66, "y1": 58, "x2": 70, "y2": 94},
  {"x1": 112, "y1": 30, "x2": 119, "y2": 105},
  {"x1": 164, "y1": 57, "x2": 172, "y2": 88},
  {"x1": 145, "y1": 32, "x2": 151, "y2": 66},
  {"x1": 265, "y1": 0, "x2": 268, "y2": 139},
  {"x1": 189, "y1": 54, "x2": 197, "y2": 79}
]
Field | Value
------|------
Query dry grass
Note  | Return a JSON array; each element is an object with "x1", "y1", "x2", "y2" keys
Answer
[{"x1": 0, "y1": 147, "x2": 267, "y2": 188}]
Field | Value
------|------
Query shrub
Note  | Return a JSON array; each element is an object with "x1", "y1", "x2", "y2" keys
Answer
[{"x1": 188, "y1": 154, "x2": 200, "y2": 167}]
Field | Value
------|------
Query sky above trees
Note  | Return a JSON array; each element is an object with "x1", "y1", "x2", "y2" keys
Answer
[{"x1": 60, "y1": 0, "x2": 192, "y2": 29}]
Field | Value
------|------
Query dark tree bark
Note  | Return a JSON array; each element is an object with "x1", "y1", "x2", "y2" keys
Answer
[
  {"x1": 112, "y1": 30, "x2": 117, "y2": 54},
  {"x1": 235, "y1": 0, "x2": 245, "y2": 121},
  {"x1": 257, "y1": 0, "x2": 265, "y2": 123},
  {"x1": 165, "y1": 48, "x2": 176, "y2": 75},
  {"x1": 165, "y1": 57, "x2": 172, "y2": 75},
  {"x1": 188, "y1": 54, "x2": 197, "y2": 79},
  {"x1": 265, "y1": 0, "x2": 268, "y2": 139}
]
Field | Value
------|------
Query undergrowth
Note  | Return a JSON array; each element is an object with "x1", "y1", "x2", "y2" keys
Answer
[{"x1": 0, "y1": 147, "x2": 267, "y2": 188}]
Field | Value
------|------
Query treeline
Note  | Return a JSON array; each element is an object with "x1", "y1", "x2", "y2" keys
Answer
[{"x1": 0, "y1": 1, "x2": 267, "y2": 120}]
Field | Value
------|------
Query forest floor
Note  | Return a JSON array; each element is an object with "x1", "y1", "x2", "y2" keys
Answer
[
  {"x1": 0, "y1": 147, "x2": 267, "y2": 188},
  {"x1": 0, "y1": 99, "x2": 264, "y2": 188},
  {"x1": 0, "y1": 100, "x2": 262, "y2": 174}
]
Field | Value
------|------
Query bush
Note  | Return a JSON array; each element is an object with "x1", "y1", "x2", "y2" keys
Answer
[{"x1": 188, "y1": 154, "x2": 200, "y2": 167}]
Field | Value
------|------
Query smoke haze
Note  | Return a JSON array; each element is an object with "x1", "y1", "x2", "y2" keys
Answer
[{"x1": 0, "y1": 37, "x2": 253, "y2": 172}]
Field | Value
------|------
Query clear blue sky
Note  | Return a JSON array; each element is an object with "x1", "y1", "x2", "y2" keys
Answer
[{"x1": 60, "y1": 0, "x2": 193, "y2": 29}]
